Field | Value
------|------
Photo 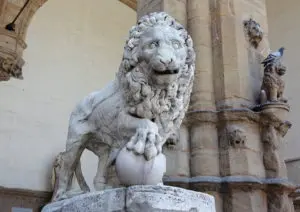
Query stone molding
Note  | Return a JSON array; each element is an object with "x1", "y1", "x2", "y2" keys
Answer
[
  {"x1": 0, "y1": 28, "x2": 27, "y2": 50},
  {"x1": 0, "y1": 186, "x2": 51, "y2": 199},
  {"x1": 163, "y1": 176, "x2": 297, "y2": 193},
  {"x1": 185, "y1": 104, "x2": 291, "y2": 136}
]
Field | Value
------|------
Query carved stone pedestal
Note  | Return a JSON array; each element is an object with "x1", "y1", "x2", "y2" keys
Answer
[{"x1": 41, "y1": 185, "x2": 216, "y2": 212}]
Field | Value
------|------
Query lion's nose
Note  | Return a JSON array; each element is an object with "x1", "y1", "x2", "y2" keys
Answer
[{"x1": 160, "y1": 58, "x2": 173, "y2": 65}]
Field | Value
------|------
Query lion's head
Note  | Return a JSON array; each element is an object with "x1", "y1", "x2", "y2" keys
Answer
[
  {"x1": 243, "y1": 18, "x2": 263, "y2": 48},
  {"x1": 276, "y1": 63, "x2": 286, "y2": 76},
  {"x1": 117, "y1": 12, "x2": 195, "y2": 136},
  {"x1": 264, "y1": 60, "x2": 287, "y2": 77}
]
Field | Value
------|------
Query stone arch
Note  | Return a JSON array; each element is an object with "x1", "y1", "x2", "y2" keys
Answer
[
  {"x1": 0, "y1": 0, "x2": 136, "y2": 192},
  {"x1": 0, "y1": 0, "x2": 136, "y2": 81}
]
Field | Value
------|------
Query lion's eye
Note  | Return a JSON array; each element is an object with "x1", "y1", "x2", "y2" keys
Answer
[
  {"x1": 172, "y1": 40, "x2": 181, "y2": 49},
  {"x1": 148, "y1": 41, "x2": 159, "y2": 49}
]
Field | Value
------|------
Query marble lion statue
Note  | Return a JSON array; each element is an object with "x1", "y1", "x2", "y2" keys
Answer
[{"x1": 51, "y1": 12, "x2": 195, "y2": 201}]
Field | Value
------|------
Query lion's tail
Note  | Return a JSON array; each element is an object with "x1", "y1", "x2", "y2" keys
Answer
[{"x1": 75, "y1": 160, "x2": 90, "y2": 192}]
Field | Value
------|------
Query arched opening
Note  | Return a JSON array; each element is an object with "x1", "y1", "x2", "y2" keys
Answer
[{"x1": 0, "y1": 0, "x2": 136, "y2": 193}]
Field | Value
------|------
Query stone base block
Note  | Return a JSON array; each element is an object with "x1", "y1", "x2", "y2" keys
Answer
[{"x1": 42, "y1": 185, "x2": 216, "y2": 212}]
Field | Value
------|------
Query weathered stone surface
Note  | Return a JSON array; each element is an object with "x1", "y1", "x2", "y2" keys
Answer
[
  {"x1": 126, "y1": 186, "x2": 215, "y2": 212},
  {"x1": 126, "y1": 185, "x2": 215, "y2": 212},
  {"x1": 42, "y1": 185, "x2": 216, "y2": 212},
  {"x1": 42, "y1": 188, "x2": 126, "y2": 212}
]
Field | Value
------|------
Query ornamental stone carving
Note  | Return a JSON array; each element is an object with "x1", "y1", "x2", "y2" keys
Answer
[
  {"x1": 227, "y1": 126, "x2": 246, "y2": 148},
  {"x1": 261, "y1": 125, "x2": 280, "y2": 177},
  {"x1": 50, "y1": 12, "x2": 195, "y2": 202},
  {"x1": 243, "y1": 18, "x2": 263, "y2": 48},
  {"x1": 0, "y1": 56, "x2": 24, "y2": 81}
]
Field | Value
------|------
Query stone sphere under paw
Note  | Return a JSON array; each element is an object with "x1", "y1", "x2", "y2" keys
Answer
[{"x1": 115, "y1": 147, "x2": 166, "y2": 186}]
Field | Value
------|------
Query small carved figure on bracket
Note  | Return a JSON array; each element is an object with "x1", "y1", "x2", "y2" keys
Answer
[
  {"x1": 243, "y1": 18, "x2": 263, "y2": 48},
  {"x1": 259, "y1": 47, "x2": 287, "y2": 104}
]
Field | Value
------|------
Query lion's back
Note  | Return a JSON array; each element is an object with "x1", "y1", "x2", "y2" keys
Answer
[{"x1": 69, "y1": 80, "x2": 119, "y2": 124}]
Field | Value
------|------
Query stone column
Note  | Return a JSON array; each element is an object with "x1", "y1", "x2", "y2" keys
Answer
[
  {"x1": 137, "y1": 0, "x2": 187, "y2": 27},
  {"x1": 186, "y1": 0, "x2": 221, "y2": 211},
  {"x1": 0, "y1": 0, "x2": 44, "y2": 81},
  {"x1": 137, "y1": 0, "x2": 191, "y2": 189}
]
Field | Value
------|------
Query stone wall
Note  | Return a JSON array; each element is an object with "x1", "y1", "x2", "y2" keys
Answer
[
  {"x1": 136, "y1": 0, "x2": 296, "y2": 211},
  {"x1": 0, "y1": 0, "x2": 135, "y2": 192}
]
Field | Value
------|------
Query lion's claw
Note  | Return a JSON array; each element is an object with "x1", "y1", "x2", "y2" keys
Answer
[{"x1": 126, "y1": 128, "x2": 162, "y2": 160}]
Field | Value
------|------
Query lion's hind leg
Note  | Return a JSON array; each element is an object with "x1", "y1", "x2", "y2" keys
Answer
[
  {"x1": 51, "y1": 133, "x2": 91, "y2": 201},
  {"x1": 87, "y1": 143, "x2": 111, "y2": 191}
]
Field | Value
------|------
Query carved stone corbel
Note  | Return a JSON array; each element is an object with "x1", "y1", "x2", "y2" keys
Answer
[
  {"x1": 261, "y1": 125, "x2": 280, "y2": 177},
  {"x1": 0, "y1": 56, "x2": 24, "y2": 81},
  {"x1": 258, "y1": 103, "x2": 291, "y2": 178}
]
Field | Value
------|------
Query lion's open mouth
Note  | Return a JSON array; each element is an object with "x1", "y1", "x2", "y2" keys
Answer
[{"x1": 154, "y1": 69, "x2": 179, "y2": 75}]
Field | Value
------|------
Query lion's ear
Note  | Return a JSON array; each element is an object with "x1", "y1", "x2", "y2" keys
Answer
[
  {"x1": 131, "y1": 48, "x2": 139, "y2": 64},
  {"x1": 185, "y1": 36, "x2": 193, "y2": 48},
  {"x1": 186, "y1": 49, "x2": 196, "y2": 65}
]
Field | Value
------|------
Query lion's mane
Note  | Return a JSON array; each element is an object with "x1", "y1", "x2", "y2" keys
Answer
[{"x1": 117, "y1": 12, "x2": 195, "y2": 137}]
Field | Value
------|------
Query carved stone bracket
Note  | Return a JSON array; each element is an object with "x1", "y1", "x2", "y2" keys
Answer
[
  {"x1": 0, "y1": 56, "x2": 24, "y2": 81},
  {"x1": 0, "y1": 0, "x2": 44, "y2": 82},
  {"x1": 266, "y1": 181, "x2": 296, "y2": 212}
]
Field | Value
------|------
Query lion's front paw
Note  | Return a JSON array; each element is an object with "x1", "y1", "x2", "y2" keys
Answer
[{"x1": 126, "y1": 128, "x2": 162, "y2": 160}]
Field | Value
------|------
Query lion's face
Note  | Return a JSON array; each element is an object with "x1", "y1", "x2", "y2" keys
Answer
[
  {"x1": 244, "y1": 19, "x2": 263, "y2": 48},
  {"x1": 276, "y1": 65, "x2": 286, "y2": 76},
  {"x1": 120, "y1": 12, "x2": 195, "y2": 121},
  {"x1": 137, "y1": 25, "x2": 187, "y2": 85}
]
